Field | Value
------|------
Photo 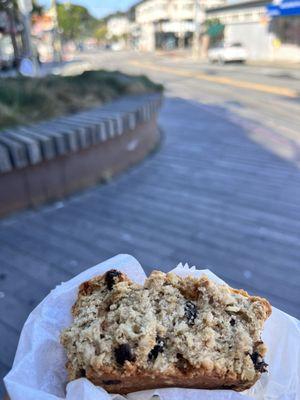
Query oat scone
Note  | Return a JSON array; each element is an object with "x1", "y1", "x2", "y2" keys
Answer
[{"x1": 61, "y1": 269, "x2": 271, "y2": 394}]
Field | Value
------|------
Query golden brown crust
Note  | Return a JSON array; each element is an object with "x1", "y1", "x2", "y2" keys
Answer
[
  {"x1": 72, "y1": 271, "x2": 130, "y2": 316},
  {"x1": 86, "y1": 368, "x2": 255, "y2": 394},
  {"x1": 229, "y1": 288, "x2": 272, "y2": 318}
]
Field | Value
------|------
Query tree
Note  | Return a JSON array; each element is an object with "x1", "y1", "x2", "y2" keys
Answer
[
  {"x1": 57, "y1": 3, "x2": 97, "y2": 41},
  {"x1": 204, "y1": 18, "x2": 224, "y2": 46},
  {"x1": 94, "y1": 24, "x2": 107, "y2": 43}
]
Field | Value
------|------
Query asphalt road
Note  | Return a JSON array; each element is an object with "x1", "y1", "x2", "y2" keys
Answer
[
  {"x1": 1, "y1": 50, "x2": 300, "y2": 396},
  {"x1": 79, "y1": 50, "x2": 300, "y2": 161}
]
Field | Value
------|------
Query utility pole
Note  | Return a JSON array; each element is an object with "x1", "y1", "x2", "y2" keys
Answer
[
  {"x1": 17, "y1": 0, "x2": 40, "y2": 75},
  {"x1": 192, "y1": 0, "x2": 205, "y2": 59},
  {"x1": 4, "y1": 0, "x2": 19, "y2": 65},
  {"x1": 18, "y1": 0, "x2": 33, "y2": 57},
  {"x1": 193, "y1": 0, "x2": 200, "y2": 58},
  {"x1": 50, "y1": 0, "x2": 62, "y2": 62}
]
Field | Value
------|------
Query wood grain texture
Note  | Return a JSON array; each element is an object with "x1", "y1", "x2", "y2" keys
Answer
[{"x1": 1, "y1": 97, "x2": 299, "y2": 397}]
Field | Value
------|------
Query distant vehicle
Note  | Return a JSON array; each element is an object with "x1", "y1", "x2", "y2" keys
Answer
[
  {"x1": 208, "y1": 42, "x2": 248, "y2": 64},
  {"x1": 111, "y1": 42, "x2": 123, "y2": 51}
]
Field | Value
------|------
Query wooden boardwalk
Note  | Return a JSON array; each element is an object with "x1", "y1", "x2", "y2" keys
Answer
[{"x1": 1, "y1": 97, "x2": 300, "y2": 395}]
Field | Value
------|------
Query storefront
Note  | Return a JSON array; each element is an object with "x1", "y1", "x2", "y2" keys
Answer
[
  {"x1": 206, "y1": 0, "x2": 300, "y2": 61},
  {"x1": 154, "y1": 20, "x2": 194, "y2": 49},
  {"x1": 267, "y1": 0, "x2": 300, "y2": 60},
  {"x1": 206, "y1": 1, "x2": 272, "y2": 61}
]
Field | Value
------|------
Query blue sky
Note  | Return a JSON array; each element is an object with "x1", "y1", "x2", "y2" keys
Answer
[
  {"x1": 38, "y1": 0, "x2": 138, "y2": 18},
  {"x1": 39, "y1": 0, "x2": 238, "y2": 19}
]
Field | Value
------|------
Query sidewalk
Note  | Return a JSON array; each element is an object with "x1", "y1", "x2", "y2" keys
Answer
[
  {"x1": 0, "y1": 58, "x2": 91, "y2": 79},
  {"x1": 246, "y1": 59, "x2": 300, "y2": 70}
]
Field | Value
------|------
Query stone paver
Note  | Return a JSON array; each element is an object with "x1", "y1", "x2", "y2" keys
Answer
[
  {"x1": 1, "y1": 95, "x2": 300, "y2": 395},
  {"x1": 0, "y1": 94, "x2": 161, "y2": 172}
]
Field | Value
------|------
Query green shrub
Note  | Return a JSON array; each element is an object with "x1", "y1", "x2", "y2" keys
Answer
[{"x1": 0, "y1": 70, "x2": 163, "y2": 130}]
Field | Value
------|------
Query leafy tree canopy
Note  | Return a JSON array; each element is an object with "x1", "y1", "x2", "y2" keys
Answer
[
  {"x1": 94, "y1": 24, "x2": 107, "y2": 42},
  {"x1": 57, "y1": 2, "x2": 98, "y2": 41},
  {"x1": 204, "y1": 18, "x2": 224, "y2": 44}
]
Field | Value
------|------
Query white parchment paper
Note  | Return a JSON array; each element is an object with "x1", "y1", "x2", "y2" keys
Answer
[{"x1": 4, "y1": 254, "x2": 300, "y2": 400}]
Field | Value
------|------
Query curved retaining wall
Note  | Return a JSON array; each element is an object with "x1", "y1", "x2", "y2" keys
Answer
[{"x1": 0, "y1": 94, "x2": 162, "y2": 217}]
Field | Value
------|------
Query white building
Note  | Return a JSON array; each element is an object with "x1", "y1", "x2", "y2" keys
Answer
[
  {"x1": 133, "y1": 0, "x2": 226, "y2": 51},
  {"x1": 106, "y1": 15, "x2": 130, "y2": 39},
  {"x1": 207, "y1": 0, "x2": 300, "y2": 61}
]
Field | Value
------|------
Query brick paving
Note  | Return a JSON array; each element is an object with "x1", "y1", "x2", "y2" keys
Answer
[{"x1": 1, "y1": 97, "x2": 300, "y2": 395}]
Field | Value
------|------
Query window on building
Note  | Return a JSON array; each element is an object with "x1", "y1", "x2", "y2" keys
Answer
[
  {"x1": 183, "y1": 3, "x2": 194, "y2": 10},
  {"x1": 244, "y1": 13, "x2": 253, "y2": 21},
  {"x1": 270, "y1": 16, "x2": 300, "y2": 46}
]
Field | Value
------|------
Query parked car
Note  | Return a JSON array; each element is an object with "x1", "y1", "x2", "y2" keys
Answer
[
  {"x1": 111, "y1": 41, "x2": 127, "y2": 51},
  {"x1": 208, "y1": 42, "x2": 248, "y2": 64}
]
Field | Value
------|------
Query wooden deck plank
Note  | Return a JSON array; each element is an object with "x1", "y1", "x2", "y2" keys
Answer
[{"x1": 1, "y1": 97, "x2": 299, "y2": 390}]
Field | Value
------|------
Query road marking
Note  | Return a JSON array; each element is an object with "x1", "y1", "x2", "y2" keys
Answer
[{"x1": 130, "y1": 60, "x2": 298, "y2": 98}]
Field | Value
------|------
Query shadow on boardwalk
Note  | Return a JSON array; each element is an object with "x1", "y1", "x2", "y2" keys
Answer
[{"x1": 1, "y1": 97, "x2": 300, "y2": 394}]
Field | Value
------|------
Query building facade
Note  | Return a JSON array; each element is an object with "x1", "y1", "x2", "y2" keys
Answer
[
  {"x1": 207, "y1": 0, "x2": 300, "y2": 61},
  {"x1": 133, "y1": 0, "x2": 226, "y2": 51},
  {"x1": 106, "y1": 15, "x2": 130, "y2": 39},
  {"x1": 105, "y1": 0, "x2": 300, "y2": 60},
  {"x1": 106, "y1": 14, "x2": 131, "y2": 50}
]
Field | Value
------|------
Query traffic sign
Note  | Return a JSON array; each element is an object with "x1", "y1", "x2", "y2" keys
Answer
[{"x1": 267, "y1": 0, "x2": 300, "y2": 16}]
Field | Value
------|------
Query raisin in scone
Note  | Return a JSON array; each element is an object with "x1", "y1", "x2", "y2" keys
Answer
[{"x1": 61, "y1": 269, "x2": 271, "y2": 394}]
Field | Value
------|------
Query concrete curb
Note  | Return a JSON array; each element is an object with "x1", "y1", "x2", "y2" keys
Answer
[{"x1": 0, "y1": 93, "x2": 163, "y2": 217}]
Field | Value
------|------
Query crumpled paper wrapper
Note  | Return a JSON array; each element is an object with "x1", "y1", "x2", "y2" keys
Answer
[{"x1": 4, "y1": 254, "x2": 300, "y2": 400}]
